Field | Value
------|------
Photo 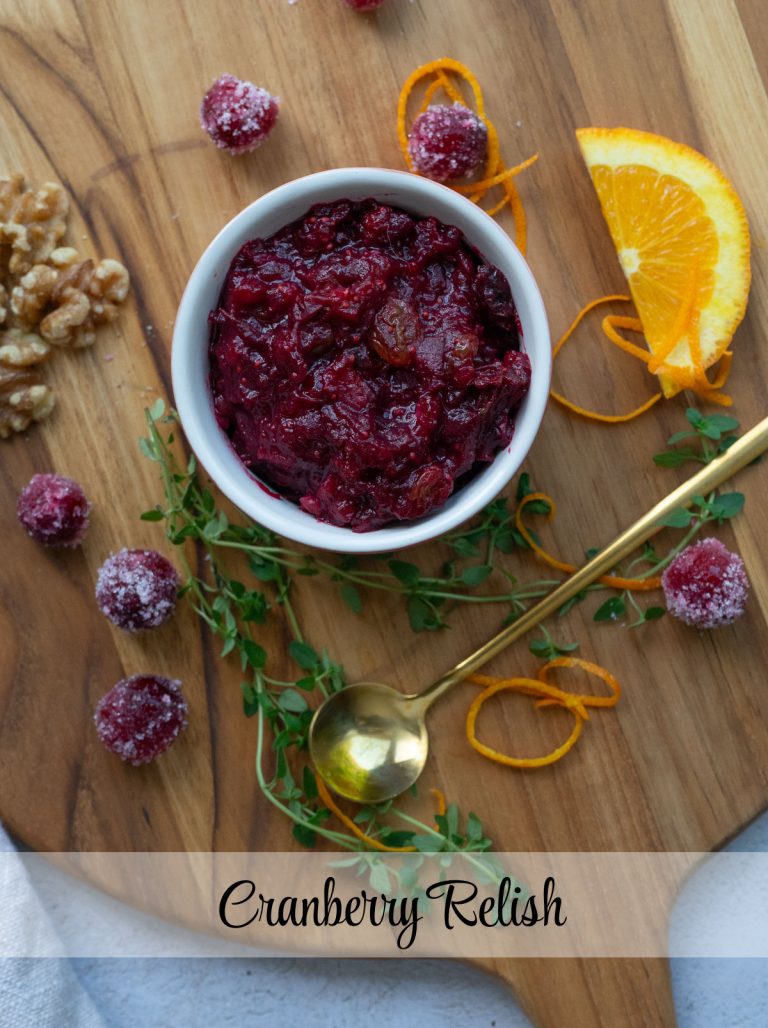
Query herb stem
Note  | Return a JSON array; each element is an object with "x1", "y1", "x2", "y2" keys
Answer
[{"x1": 253, "y1": 697, "x2": 357, "y2": 851}]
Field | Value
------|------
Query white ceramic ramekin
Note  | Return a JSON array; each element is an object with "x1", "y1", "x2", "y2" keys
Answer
[{"x1": 172, "y1": 168, "x2": 550, "y2": 553}]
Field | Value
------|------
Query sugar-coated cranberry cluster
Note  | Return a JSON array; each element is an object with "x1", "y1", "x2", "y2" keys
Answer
[{"x1": 17, "y1": 472, "x2": 186, "y2": 764}]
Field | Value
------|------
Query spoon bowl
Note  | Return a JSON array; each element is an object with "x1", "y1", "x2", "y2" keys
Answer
[{"x1": 309, "y1": 682, "x2": 429, "y2": 804}]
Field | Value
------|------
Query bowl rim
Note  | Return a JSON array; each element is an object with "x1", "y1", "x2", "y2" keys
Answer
[{"x1": 172, "y1": 166, "x2": 551, "y2": 554}]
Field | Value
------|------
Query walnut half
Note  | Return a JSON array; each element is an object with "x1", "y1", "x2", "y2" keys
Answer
[
  {"x1": 0, "y1": 327, "x2": 51, "y2": 366},
  {"x1": 0, "y1": 177, "x2": 69, "y2": 278},
  {"x1": 12, "y1": 253, "x2": 130, "y2": 349},
  {"x1": 0, "y1": 364, "x2": 54, "y2": 438},
  {"x1": 0, "y1": 326, "x2": 53, "y2": 436}
]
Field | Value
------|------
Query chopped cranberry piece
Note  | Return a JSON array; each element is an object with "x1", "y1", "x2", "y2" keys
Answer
[
  {"x1": 96, "y1": 548, "x2": 179, "y2": 631},
  {"x1": 360, "y1": 205, "x2": 414, "y2": 244},
  {"x1": 342, "y1": 0, "x2": 386, "y2": 9},
  {"x1": 408, "y1": 103, "x2": 488, "y2": 182},
  {"x1": 475, "y1": 264, "x2": 518, "y2": 332},
  {"x1": 209, "y1": 198, "x2": 529, "y2": 530},
  {"x1": 17, "y1": 473, "x2": 90, "y2": 547},
  {"x1": 200, "y1": 74, "x2": 279, "y2": 155},
  {"x1": 94, "y1": 674, "x2": 188, "y2": 765},
  {"x1": 662, "y1": 537, "x2": 749, "y2": 629}
]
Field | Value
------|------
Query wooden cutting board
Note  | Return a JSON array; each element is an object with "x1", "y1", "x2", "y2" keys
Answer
[{"x1": 2, "y1": 0, "x2": 768, "y2": 1023}]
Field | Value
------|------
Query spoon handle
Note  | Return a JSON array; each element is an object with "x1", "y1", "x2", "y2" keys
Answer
[{"x1": 416, "y1": 413, "x2": 768, "y2": 710}]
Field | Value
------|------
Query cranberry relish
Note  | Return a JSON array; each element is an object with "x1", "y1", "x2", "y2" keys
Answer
[{"x1": 209, "y1": 199, "x2": 531, "y2": 530}]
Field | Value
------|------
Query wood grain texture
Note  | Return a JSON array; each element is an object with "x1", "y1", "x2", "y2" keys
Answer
[{"x1": 1, "y1": 0, "x2": 767, "y2": 1024}]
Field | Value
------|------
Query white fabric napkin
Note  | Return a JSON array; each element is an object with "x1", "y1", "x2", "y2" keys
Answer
[{"x1": 0, "y1": 828, "x2": 103, "y2": 1028}]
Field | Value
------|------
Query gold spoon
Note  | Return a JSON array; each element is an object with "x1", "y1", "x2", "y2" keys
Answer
[{"x1": 310, "y1": 415, "x2": 768, "y2": 804}]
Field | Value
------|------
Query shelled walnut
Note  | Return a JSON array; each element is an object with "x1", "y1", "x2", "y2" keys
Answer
[
  {"x1": 12, "y1": 253, "x2": 130, "y2": 349},
  {"x1": 0, "y1": 174, "x2": 130, "y2": 438},
  {"x1": 0, "y1": 175, "x2": 68, "y2": 277},
  {"x1": 0, "y1": 328, "x2": 54, "y2": 438}
]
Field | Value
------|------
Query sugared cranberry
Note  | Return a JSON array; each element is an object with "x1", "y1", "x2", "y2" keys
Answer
[
  {"x1": 200, "y1": 74, "x2": 279, "y2": 155},
  {"x1": 662, "y1": 538, "x2": 749, "y2": 629},
  {"x1": 94, "y1": 674, "x2": 188, "y2": 765},
  {"x1": 96, "y1": 548, "x2": 179, "y2": 631},
  {"x1": 17, "y1": 473, "x2": 90, "y2": 547},
  {"x1": 342, "y1": 0, "x2": 386, "y2": 9},
  {"x1": 408, "y1": 103, "x2": 488, "y2": 181}
]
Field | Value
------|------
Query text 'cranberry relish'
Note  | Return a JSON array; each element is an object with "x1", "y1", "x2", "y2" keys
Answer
[{"x1": 209, "y1": 199, "x2": 531, "y2": 530}]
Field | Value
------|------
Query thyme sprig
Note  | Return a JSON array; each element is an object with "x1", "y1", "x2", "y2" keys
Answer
[
  {"x1": 138, "y1": 401, "x2": 747, "y2": 863},
  {"x1": 141, "y1": 401, "x2": 495, "y2": 863},
  {"x1": 653, "y1": 408, "x2": 741, "y2": 467}
]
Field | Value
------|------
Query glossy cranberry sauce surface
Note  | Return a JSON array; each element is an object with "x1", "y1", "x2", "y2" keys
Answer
[{"x1": 209, "y1": 199, "x2": 531, "y2": 530}]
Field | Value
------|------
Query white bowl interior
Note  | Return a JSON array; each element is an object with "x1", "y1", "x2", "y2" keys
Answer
[{"x1": 172, "y1": 168, "x2": 550, "y2": 553}]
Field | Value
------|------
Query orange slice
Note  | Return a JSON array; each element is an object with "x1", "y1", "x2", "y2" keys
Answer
[{"x1": 576, "y1": 127, "x2": 750, "y2": 398}]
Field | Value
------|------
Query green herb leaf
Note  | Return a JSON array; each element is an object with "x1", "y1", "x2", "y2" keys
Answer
[
  {"x1": 516, "y1": 472, "x2": 532, "y2": 500},
  {"x1": 495, "y1": 527, "x2": 517, "y2": 554},
  {"x1": 292, "y1": 823, "x2": 317, "y2": 848},
  {"x1": 708, "y1": 414, "x2": 740, "y2": 433},
  {"x1": 411, "y1": 834, "x2": 444, "y2": 853},
  {"x1": 339, "y1": 583, "x2": 363, "y2": 613},
  {"x1": 248, "y1": 556, "x2": 280, "y2": 582},
  {"x1": 148, "y1": 397, "x2": 166, "y2": 421},
  {"x1": 140, "y1": 508, "x2": 165, "y2": 521},
  {"x1": 450, "y1": 537, "x2": 481, "y2": 558},
  {"x1": 666, "y1": 430, "x2": 698, "y2": 445},
  {"x1": 138, "y1": 436, "x2": 159, "y2": 462},
  {"x1": 241, "y1": 592, "x2": 268, "y2": 624},
  {"x1": 524, "y1": 498, "x2": 552, "y2": 516},
  {"x1": 239, "y1": 682, "x2": 259, "y2": 718},
  {"x1": 459, "y1": 564, "x2": 492, "y2": 586},
  {"x1": 242, "y1": 639, "x2": 267, "y2": 669},
  {"x1": 529, "y1": 636, "x2": 579, "y2": 660},
  {"x1": 288, "y1": 640, "x2": 319, "y2": 670},
  {"x1": 381, "y1": 830, "x2": 416, "y2": 848},
  {"x1": 302, "y1": 766, "x2": 318, "y2": 800},
  {"x1": 388, "y1": 560, "x2": 421, "y2": 587},
  {"x1": 294, "y1": 676, "x2": 317, "y2": 691},
  {"x1": 643, "y1": 606, "x2": 666, "y2": 621},
  {"x1": 407, "y1": 596, "x2": 431, "y2": 632},
  {"x1": 659, "y1": 508, "x2": 693, "y2": 528},
  {"x1": 202, "y1": 512, "x2": 228, "y2": 540},
  {"x1": 653, "y1": 449, "x2": 699, "y2": 468},
  {"x1": 466, "y1": 812, "x2": 484, "y2": 843},
  {"x1": 594, "y1": 595, "x2": 627, "y2": 622},
  {"x1": 220, "y1": 636, "x2": 237, "y2": 657},
  {"x1": 709, "y1": 491, "x2": 745, "y2": 521},
  {"x1": 278, "y1": 689, "x2": 309, "y2": 713}
]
